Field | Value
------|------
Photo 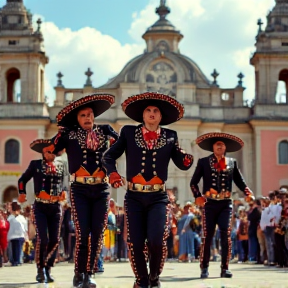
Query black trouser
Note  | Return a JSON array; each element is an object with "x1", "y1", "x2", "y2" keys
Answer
[
  {"x1": 167, "y1": 231, "x2": 174, "y2": 259},
  {"x1": 200, "y1": 199, "x2": 232, "y2": 270},
  {"x1": 70, "y1": 183, "x2": 109, "y2": 274},
  {"x1": 33, "y1": 201, "x2": 62, "y2": 269},
  {"x1": 274, "y1": 233, "x2": 286, "y2": 266},
  {"x1": 124, "y1": 190, "x2": 169, "y2": 287}
]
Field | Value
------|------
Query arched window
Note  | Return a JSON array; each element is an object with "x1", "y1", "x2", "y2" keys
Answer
[
  {"x1": 6, "y1": 68, "x2": 21, "y2": 102},
  {"x1": 279, "y1": 140, "x2": 288, "y2": 164},
  {"x1": 275, "y1": 69, "x2": 288, "y2": 103},
  {"x1": 5, "y1": 139, "x2": 20, "y2": 164}
]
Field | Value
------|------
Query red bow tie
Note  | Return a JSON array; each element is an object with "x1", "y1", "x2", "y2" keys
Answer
[{"x1": 143, "y1": 131, "x2": 158, "y2": 141}]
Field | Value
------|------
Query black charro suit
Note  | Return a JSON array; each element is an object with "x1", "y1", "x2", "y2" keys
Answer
[
  {"x1": 190, "y1": 154, "x2": 251, "y2": 271},
  {"x1": 103, "y1": 124, "x2": 193, "y2": 287},
  {"x1": 52, "y1": 124, "x2": 118, "y2": 275},
  {"x1": 18, "y1": 158, "x2": 67, "y2": 271}
]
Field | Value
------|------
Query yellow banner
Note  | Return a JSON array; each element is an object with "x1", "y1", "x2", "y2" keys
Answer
[{"x1": 0, "y1": 171, "x2": 22, "y2": 176}]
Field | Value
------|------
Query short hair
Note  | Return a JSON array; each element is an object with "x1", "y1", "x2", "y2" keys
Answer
[{"x1": 268, "y1": 191, "x2": 275, "y2": 200}]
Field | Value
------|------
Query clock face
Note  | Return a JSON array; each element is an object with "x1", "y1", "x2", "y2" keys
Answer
[{"x1": 146, "y1": 62, "x2": 177, "y2": 97}]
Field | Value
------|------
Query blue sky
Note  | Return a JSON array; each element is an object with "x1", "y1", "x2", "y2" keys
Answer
[{"x1": 20, "y1": 0, "x2": 276, "y2": 104}]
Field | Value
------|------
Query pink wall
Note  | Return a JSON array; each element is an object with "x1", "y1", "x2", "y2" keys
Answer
[
  {"x1": 261, "y1": 130, "x2": 288, "y2": 195},
  {"x1": 0, "y1": 129, "x2": 39, "y2": 172}
]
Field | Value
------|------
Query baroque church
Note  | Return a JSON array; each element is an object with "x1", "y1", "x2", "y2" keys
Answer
[{"x1": 0, "y1": 0, "x2": 287, "y2": 205}]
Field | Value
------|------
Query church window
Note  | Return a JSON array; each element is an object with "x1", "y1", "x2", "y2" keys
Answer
[
  {"x1": 156, "y1": 40, "x2": 169, "y2": 52},
  {"x1": 6, "y1": 68, "x2": 21, "y2": 102},
  {"x1": 146, "y1": 74, "x2": 154, "y2": 83},
  {"x1": 221, "y1": 93, "x2": 230, "y2": 101},
  {"x1": 282, "y1": 42, "x2": 288, "y2": 46},
  {"x1": 5, "y1": 139, "x2": 20, "y2": 164},
  {"x1": 279, "y1": 140, "x2": 288, "y2": 164},
  {"x1": 276, "y1": 70, "x2": 288, "y2": 103},
  {"x1": 8, "y1": 40, "x2": 17, "y2": 45}
]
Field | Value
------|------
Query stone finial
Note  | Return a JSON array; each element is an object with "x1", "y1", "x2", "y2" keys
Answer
[
  {"x1": 156, "y1": 0, "x2": 170, "y2": 19},
  {"x1": 84, "y1": 68, "x2": 93, "y2": 87},
  {"x1": 237, "y1": 72, "x2": 244, "y2": 87},
  {"x1": 257, "y1": 18, "x2": 263, "y2": 34},
  {"x1": 56, "y1": 72, "x2": 64, "y2": 87},
  {"x1": 36, "y1": 18, "x2": 42, "y2": 33},
  {"x1": 211, "y1": 69, "x2": 219, "y2": 86}
]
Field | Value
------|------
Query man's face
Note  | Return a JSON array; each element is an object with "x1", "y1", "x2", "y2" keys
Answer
[
  {"x1": 213, "y1": 141, "x2": 226, "y2": 156},
  {"x1": 77, "y1": 107, "x2": 94, "y2": 130},
  {"x1": 43, "y1": 151, "x2": 56, "y2": 163},
  {"x1": 143, "y1": 106, "x2": 162, "y2": 127}
]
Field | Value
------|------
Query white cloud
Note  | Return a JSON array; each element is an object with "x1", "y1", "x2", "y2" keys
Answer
[
  {"x1": 35, "y1": 17, "x2": 144, "y2": 105},
  {"x1": 128, "y1": 0, "x2": 275, "y2": 101}
]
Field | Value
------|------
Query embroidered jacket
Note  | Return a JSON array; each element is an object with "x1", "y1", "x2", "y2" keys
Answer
[
  {"x1": 18, "y1": 159, "x2": 67, "y2": 196},
  {"x1": 102, "y1": 124, "x2": 193, "y2": 182},
  {"x1": 52, "y1": 124, "x2": 118, "y2": 177},
  {"x1": 190, "y1": 154, "x2": 250, "y2": 199}
]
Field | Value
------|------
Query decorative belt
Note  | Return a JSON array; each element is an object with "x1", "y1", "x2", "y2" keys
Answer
[
  {"x1": 204, "y1": 191, "x2": 231, "y2": 200},
  {"x1": 128, "y1": 182, "x2": 165, "y2": 193},
  {"x1": 70, "y1": 175, "x2": 107, "y2": 185},
  {"x1": 35, "y1": 191, "x2": 66, "y2": 204}
]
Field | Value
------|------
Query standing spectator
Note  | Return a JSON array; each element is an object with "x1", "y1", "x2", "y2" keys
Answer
[
  {"x1": 7, "y1": 202, "x2": 26, "y2": 266},
  {"x1": 0, "y1": 209, "x2": 9, "y2": 267},
  {"x1": 237, "y1": 211, "x2": 249, "y2": 263},
  {"x1": 260, "y1": 191, "x2": 282, "y2": 266},
  {"x1": 248, "y1": 199, "x2": 261, "y2": 263}
]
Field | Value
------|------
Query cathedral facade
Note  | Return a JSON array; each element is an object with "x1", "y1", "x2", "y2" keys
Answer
[{"x1": 0, "y1": 0, "x2": 287, "y2": 205}]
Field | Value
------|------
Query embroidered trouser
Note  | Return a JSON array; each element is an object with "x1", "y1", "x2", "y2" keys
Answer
[
  {"x1": 125, "y1": 190, "x2": 169, "y2": 287},
  {"x1": 200, "y1": 199, "x2": 232, "y2": 270},
  {"x1": 70, "y1": 183, "x2": 109, "y2": 274},
  {"x1": 33, "y1": 201, "x2": 62, "y2": 269}
]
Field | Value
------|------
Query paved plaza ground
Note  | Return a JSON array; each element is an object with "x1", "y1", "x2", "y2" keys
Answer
[{"x1": 0, "y1": 261, "x2": 288, "y2": 288}]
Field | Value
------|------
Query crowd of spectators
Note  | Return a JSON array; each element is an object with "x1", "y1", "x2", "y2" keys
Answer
[{"x1": 0, "y1": 188, "x2": 288, "y2": 269}]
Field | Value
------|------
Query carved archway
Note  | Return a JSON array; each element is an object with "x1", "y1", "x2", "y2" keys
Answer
[
  {"x1": 6, "y1": 68, "x2": 21, "y2": 102},
  {"x1": 2, "y1": 186, "x2": 18, "y2": 203}
]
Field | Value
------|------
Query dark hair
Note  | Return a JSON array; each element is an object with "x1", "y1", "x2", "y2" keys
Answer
[
  {"x1": 268, "y1": 191, "x2": 275, "y2": 200},
  {"x1": 11, "y1": 202, "x2": 21, "y2": 212}
]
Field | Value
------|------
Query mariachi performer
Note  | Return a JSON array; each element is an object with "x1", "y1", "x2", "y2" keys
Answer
[
  {"x1": 18, "y1": 139, "x2": 68, "y2": 283},
  {"x1": 47, "y1": 94, "x2": 118, "y2": 288},
  {"x1": 103, "y1": 92, "x2": 193, "y2": 288},
  {"x1": 190, "y1": 132, "x2": 255, "y2": 279}
]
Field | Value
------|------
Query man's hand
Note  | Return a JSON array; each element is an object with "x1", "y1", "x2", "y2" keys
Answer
[
  {"x1": 244, "y1": 187, "x2": 255, "y2": 202},
  {"x1": 18, "y1": 194, "x2": 26, "y2": 203},
  {"x1": 109, "y1": 172, "x2": 125, "y2": 188},
  {"x1": 195, "y1": 196, "x2": 206, "y2": 207}
]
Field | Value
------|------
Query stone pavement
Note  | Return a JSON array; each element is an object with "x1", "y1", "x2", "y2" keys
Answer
[{"x1": 0, "y1": 261, "x2": 288, "y2": 288}]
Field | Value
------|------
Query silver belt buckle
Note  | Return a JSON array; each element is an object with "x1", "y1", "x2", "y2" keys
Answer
[{"x1": 85, "y1": 177, "x2": 95, "y2": 184}]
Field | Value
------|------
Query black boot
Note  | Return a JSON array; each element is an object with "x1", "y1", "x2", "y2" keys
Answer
[
  {"x1": 220, "y1": 268, "x2": 233, "y2": 278},
  {"x1": 149, "y1": 275, "x2": 161, "y2": 288},
  {"x1": 200, "y1": 268, "x2": 209, "y2": 279},
  {"x1": 133, "y1": 282, "x2": 149, "y2": 288},
  {"x1": 0, "y1": 254, "x2": 3, "y2": 268},
  {"x1": 73, "y1": 272, "x2": 84, "y2": 288},
  {"x1": 83, "y1": 273, "x2": 97, "y2": 288},
  {"x1": 44, "y1": 266, "x2": 54, "y2": 283},
  {"x1": 36, "y1": 267, "x2": 45, "y2": 283}
]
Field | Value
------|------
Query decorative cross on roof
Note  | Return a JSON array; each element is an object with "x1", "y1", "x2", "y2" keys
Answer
[
  {"x1": 36, "y1": 18, "x2": 42, "y2": 33},
  {"x1": 84, "y1": 68, "x2": 93, "y2": 87},
  {"x1": 56, "y1": 72, "x2": 64, "y2": 87},
  {"x1": 156, "y1": 0, "x2": 170, "y2": 19},
  {"x1": 211, "y1": 69, "x2": 219, "y2": 86},
  {"x1": 160, "y1": 0, "x2": 166, "y2": 6},
  {"x1": 237, "y1": 72, "x2": 244, "y2": 87},
  {"x1": 257, "y1": 18, "x2": 263, "y2": 34}
]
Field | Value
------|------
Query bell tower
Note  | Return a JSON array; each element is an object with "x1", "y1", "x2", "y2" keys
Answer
[
  {"x1": 250, "y1": 0, "x2": 288, "y2": 104},
  {"x1": 0, "y1": 0, "x2": 48, "y2": 103}
]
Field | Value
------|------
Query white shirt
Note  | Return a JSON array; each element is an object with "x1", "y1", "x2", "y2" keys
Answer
[
  {"x1": 7, "y1": 214, "x2": 26, "y2": 241},
  {"x1": 260, "y1": 204, "x2": 282, "y2": 230}
]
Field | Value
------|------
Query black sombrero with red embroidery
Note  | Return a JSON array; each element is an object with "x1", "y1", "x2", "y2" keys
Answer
[
  {"x1": 196, "y1": 132, "x2": 244, "y2": 152},
  {"x1": 30, "y1": 139, "x2": 53, "y2": 153},
  {"x1": 121, "y1": 92, "x2": 184, "y2": 125},
  {"x1": 56, "y1": 94, "x2": 115, "y2": 128}
]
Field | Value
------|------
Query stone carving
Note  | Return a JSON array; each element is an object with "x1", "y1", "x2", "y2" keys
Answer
[{"x1": 146, "y1": 62, "x2": 177, "y2": 96}]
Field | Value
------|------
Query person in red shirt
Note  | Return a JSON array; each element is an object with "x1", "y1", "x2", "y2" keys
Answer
[{"x1": 0, "y1": 209, "x2": 9, "y2": 268}]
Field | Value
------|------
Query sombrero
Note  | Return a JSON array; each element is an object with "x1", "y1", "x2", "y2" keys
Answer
[
  {"x1": 196, "y1": 132, "x2": 244, "y2": 152},
  {"x1": 56, "y1": 94, "x2": 115, "y2": 128},
  {"x1": 30, "y1": 139, "x2": 53, "y2": 154},
  {"x1": 121, "y1": 92, "x2": 184, "y2": 125}
]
